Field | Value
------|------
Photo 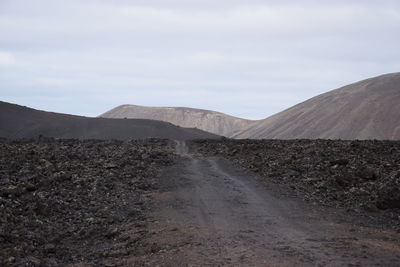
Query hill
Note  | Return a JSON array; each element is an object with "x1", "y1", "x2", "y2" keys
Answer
[
  {"x1": 99, "y1": 105, "x2": 257, "y2": 137},
  {"x1": 0, "y1": 101, "x2": 219, "y2": 140},
  {"x1": 234, "y1": 73, "x2": 400, "y2": 140}
]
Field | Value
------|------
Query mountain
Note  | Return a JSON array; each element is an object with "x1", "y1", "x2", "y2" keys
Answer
[
  {"x1": 99, "y1": 105, "x2": 257, "y2": 137},
  {"x1": 0, "y1": 101, "x2": 219, "y2": 140},
  {"x1": 234, "y1": 73, "x2": 400, "y2": 140}
]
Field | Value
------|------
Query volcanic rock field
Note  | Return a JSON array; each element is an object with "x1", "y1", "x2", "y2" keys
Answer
[
  {"x1": 1, "y1": 138, "x2": 400, "y2": 266},
  {"x1": 191, "y1": 139, "x2": 400, "y2": 227},
  {"x1": 0, "y1": 138, "x2": 175, "y2": 266}
]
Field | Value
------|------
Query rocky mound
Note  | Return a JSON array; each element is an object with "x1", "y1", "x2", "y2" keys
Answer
[
  {"x1": 99, "y1": 104, "x2": 257, "y2": 137},
  {"x1": 0, "y1": 138, "x2": 175, "y2": 266},
  {"x1": 190, "y1": 139, "x2": 400, "y2": 219},
  {"x1": 235, "y1": 73, "x2": 400, "y2": 140},
  {"x1": 0, "y1": 101, "x2": 219, "y2": 140}
]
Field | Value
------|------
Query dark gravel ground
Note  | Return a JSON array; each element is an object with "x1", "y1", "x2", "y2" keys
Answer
[
  {"x1": 2, "y1": 137, "x2": 400, "y2": 266},
  {"x1": 190, "y1": 139, "x2": 400, "y2": 229},
  {"x1": 0, "y1": 138, "x2": 174, "y2": 266}
]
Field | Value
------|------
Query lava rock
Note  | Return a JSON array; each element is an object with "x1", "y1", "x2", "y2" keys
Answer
[
  {"x1": 190, "y1": 139, "x2": 400, "y2": 216},
  {"x1": 0, "y1": 138, "x2": 175, "y2": 266}
]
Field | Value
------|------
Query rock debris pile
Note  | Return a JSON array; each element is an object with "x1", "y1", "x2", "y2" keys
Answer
[
  {"x1": 191, "y1": 139, "x2": 400, "y2": 215},
  {"x1": 0, "y1": 138, "x2": 174, "y2": 266}
]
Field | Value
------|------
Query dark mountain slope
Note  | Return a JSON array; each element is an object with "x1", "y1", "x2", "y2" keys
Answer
[{"x1": 0, "y1": 101, "x2": 219, "y2": 140}]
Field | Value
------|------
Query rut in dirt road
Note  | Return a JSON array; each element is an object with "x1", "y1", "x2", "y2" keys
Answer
[{"x1": 138, "y1": 141, "x2": 400, "y2": 267}]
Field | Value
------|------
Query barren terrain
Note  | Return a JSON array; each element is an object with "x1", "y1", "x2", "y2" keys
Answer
[
  {"x1": 0, "y1": 101, "x2": 218, "y2": 140},
  {"x1": 0, "y1": 138, "x2": 174, "y2": 266},
  {"x1": 136, "y1": 141, "x2": 400, "y2": 266},
  {"x1": 235, "y1": 72, "x2": 400, "y2": 140},
  {"x1": 1, "y1": 139, "x2": 400, "y2": 266},
  {"x1": 100, "y1": 104, "x2": 256, "y2": 137},
  {"x1": 99, "y1": 73, "x2": 400, "y2": 140}
]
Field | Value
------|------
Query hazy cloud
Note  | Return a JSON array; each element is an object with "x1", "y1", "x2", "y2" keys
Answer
[
  {"x1": 0, "y1": 0, "x2": 399, "y2": 119},
  {"x1": 0, "y1": 51, "x2": 16, "y2": 66}
]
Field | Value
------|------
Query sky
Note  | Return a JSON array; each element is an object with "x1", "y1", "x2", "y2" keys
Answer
[{"x1": 0, "y1": 0, "x2": 399, "y2": 119}]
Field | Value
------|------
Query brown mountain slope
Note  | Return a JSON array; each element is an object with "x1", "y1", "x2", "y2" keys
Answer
[
  {"x1": 0, "y1": 101, "x2": 219, "y2": 140},
  {"x1": 99, "y1": 105, "x2": 257, "y2": 137},
  {"x1": 234, "y1": 73, "x2": 400, "y2": 140}
]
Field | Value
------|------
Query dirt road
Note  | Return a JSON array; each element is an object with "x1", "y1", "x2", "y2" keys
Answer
[{"x1": 132, "y1": 141, "x2": 400, "y2": 266}]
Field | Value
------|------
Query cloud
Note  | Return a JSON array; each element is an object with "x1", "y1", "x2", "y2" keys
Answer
[
  {"x1": 0, "y1": 0, "x2": 399, "y2": 118},
  {"x1": 2, "y1": 3, "x2": 400, "y2": 37},
  {"x1": 0, "y1": 51, "x2": 16, "y2": 66}
]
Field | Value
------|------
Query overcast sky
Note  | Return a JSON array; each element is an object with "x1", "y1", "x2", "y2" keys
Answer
[{"x1": 1, "y1": 0, "x2": 399, "y2": 119}]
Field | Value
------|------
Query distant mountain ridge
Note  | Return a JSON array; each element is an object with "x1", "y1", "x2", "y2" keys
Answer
[
  {"x1": 99, "y1": 105, "x2": 258, "y2": 137},
  {"x1": 100, "y1": 72, "x2": 400, "y2": 140},
  {"x1": 3, "y1": 72, "x2": 399, "y2": 141},
  {"x1": 0, "y1": 101, "x2": 219, "y2": 140},
  {"x1": 234, "y1": 72, "x2": 400, "y2": 140}
]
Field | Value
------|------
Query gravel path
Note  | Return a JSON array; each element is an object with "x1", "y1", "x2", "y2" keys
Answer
[{"x1": 134, "y1": 141, "x2": 400, "y2": 266}]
